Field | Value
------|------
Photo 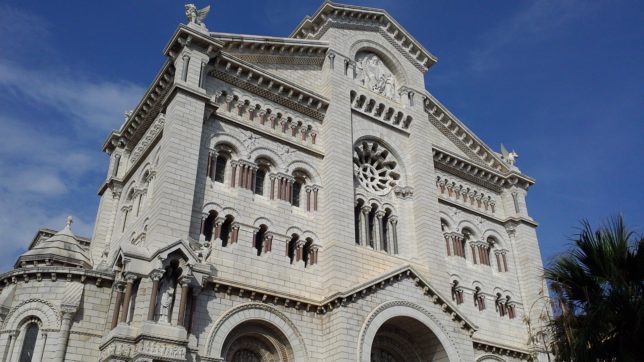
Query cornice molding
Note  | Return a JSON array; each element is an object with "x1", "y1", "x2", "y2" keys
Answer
[
  {"x1": 425, "y1": 92, "x2": 511, "y2": 174},
  {"x1": 290, "y1": 1, "x2": 436, "y2": 72},
  {"x1": 433, "y1": 147, "x2": 534, "y2": 192},
  {"x1": 210, "y1": 53, "x2": 329, "y2": 120},
  {"x1": 205, "y1": 265, "x2": 477, "y2": 334},
  {"x1": 473, "y1": 339, "x2": 534, "y2": 361},
  {"x1": 211, "y1": 32, "x2": 328, "y2": 66}
]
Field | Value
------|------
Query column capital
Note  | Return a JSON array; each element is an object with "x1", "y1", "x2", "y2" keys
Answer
[
  {"x1": 361, "y1": 205, "x2": 372, "y2": 214},
  {"x1": 375, "y1": 210, "x2": 386, "y2": 219},
  {"x1": 149, "y1": 269, "x2": 165, "y2": 281},
  {"x1": 114, "y1": 280, "x2": 126, "y2": 292},
  {"x1": 123, "y1": 272, "x2": 139, "y2": 283},
  {"x1": 179, "y1": 276, "x2": 194, "y2": 288},
  {"x1": 388, "y1": 216, "x2": 398, "y2": 225}
]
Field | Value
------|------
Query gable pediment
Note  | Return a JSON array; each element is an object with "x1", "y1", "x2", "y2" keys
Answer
[
  {"x1": 205, "y1": 265, "x2": 477, "y2": 334},
  {"x1": 290, "y1": 2, "x2": 436, "y2": 73}
]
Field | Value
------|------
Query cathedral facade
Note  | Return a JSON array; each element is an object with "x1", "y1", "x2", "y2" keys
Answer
[{"x1": 0, "y1": 2, "x2": 550, "y2": 361}]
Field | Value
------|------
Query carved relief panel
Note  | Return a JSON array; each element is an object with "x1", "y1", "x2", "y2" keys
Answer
[{"x1": 355, "y1": 52, "x2": 398, "y2": 101}]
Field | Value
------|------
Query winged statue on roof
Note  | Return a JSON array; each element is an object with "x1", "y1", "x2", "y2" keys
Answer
[
  {"x1": 185, "y1": 4, "x2": 210, "y2": 26},
  {"x1": 500, "y1": 144, "x2": 519, "y2": 166}
]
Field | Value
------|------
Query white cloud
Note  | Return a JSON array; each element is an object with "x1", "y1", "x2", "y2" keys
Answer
[
  {"x1": 469, "y1": 0, "x2": 593, "y2": 72},
  {"x1": 0, "y1": 61, "x2": 144, "y2": 132}
]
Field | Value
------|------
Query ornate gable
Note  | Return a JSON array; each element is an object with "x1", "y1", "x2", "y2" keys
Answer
[{"x1": 290, "y1": 1, "x2": 437, "y2": 73}]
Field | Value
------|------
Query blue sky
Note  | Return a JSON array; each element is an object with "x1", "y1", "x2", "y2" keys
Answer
[{"x1": 0, "y1": 0, "x2": 642, "y2": 271}]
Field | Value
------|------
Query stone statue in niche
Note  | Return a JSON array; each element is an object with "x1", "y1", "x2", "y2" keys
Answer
[
  {"x1": 355, "y1": 52, "x2": 397, "y2": 100},
  {"x1": 156, "y1": 271, "x2": 177, "y2": 323}
]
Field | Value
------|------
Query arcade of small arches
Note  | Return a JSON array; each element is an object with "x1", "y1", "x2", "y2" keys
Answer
[
  {"x1": 199, "y1": 209, "x2": 320, "y2": 267},
  {"x1": 450, "y1": 280, "x2": 518, "y2": 320},
  {"x1": 441, "y1": 219, "x2": 510, "y2": 273},
  {"x1": 205, "y1": 144, "x2": 320, "y2": 212},
  {"x1": 354, "y1": 198, "x2": 399, "y2": 255}
]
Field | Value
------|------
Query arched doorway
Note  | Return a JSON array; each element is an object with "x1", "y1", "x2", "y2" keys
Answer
[
  {"x1": 370, "y1": 316, "x2": 449, "y2": 362},
  {"x1": 222, "y1": 320, "x2": 294, "y2": 362}
]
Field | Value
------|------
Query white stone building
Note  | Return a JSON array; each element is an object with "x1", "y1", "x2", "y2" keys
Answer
[{"x1": 0, "y1": 2, "x2": 551, "y2": 361}]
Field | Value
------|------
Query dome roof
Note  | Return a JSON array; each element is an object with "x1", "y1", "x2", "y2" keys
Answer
[{"x1": 16, "y1": 217, "x2": 92, "y2": 269}]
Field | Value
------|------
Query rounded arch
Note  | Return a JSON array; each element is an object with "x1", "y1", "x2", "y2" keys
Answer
[
  {"x1": 358, "y1": 301, "x2": 461, "y2": 362},
  {"x1": 439, "y1": 212, "x2": 456, "y2": 232},
  {"x1": 284, "y1": 226, "x2": 304, "y2": 237},
  {"x1": 3, "y1": 299, "x2": 60, "y2": 332},
  {"x1": 210, "y1": 133, "x2": 243, "y2": 156},
  {"x1": 249, "y1": 147, "x2": 283, "y2": 168},
  {"x1": 301, "y1": 230, "x2": 319, "y2": 242},
  {"x1": 252, "y1": 216, "x2": 273, "y2": 228},
  {"x1": 202, "y1": 202, "x2": 223, "y2": 214},
  {"x1": 458, "y1": 220, "x2": 481, "y2": 240},
  {"x1": 349, "y1": 40, "x2": 410, "y2": 86},
  {"x1": 286, "y1": 160, "x2": 321, "y2": 184},
  {"x1": 476, "y1": 354, "x2": 507, "y2": 362},
  {"x1": 204, "y1": 303, "x2": 307, "y2": 361},
  {"x1": 139, "y1": 163, "x2": 152, "y2": 182},
  {"x1": 482, "y1": 229, "x2": 506, "y2": 248}
]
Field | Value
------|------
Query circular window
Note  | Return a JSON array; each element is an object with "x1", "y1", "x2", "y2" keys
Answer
[{"x1": 353, "y1": 140, "x2": 400, "y2": 195}]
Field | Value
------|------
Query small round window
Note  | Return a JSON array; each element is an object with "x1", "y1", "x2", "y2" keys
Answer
[{"x1": 353, "y1": 140, "x2": 400, "y2": 195}]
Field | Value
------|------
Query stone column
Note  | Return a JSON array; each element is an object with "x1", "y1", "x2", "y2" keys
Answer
[
  {"x1": 206, "y1": 151, "x2": 213, "y2": 179},
  {"x1": 120, "y1": 273, "x2": 137, "y2": 323},
  {"x1": 177, "y1": 277, "x2": 191, "y2": 328},
  {"x1": 230, "y1": 161, "x2": 238, "y2": 187},
  {"x1": 231, "y1": 223, "x2": 240, "y2": 244},
  {"x1": 444, "y1": 233, "x2": 451, "y2": 256},
  {"x1": 54, "y1": 309, "x2": 74, "y2": 362},
  {"x1": 390, "y1": 217, "x2": 399, "y2": 255},
  {"x1": 313, "y1": 186, "x2": 319, "y2": 211},
  {"x1": 214, "y1": 217, "x2": 224, "y2": 240},
  {"x1": 361, "y1": 205, "x2": 371, "y2": 247},
  {"x1": 110, "y1": 281, "x2": 125, "y2": 329},
  {"x1": 375, "y1": 211, "x2": 385, "y2": 251},
  {"x1": 305, "y1": 187, "x2": 311, "y2": 211},
  {"x1": 147, "y1": 270, "x2": 164, "y2": 321},
  {"x1": 269, "y1": 175, "x2": 276, "y2": 200},
  {"x1": 5, "y1": 332, "x2": 16, "y2": 362}
]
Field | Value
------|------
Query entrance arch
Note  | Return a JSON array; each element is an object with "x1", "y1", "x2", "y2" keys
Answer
[
  {"x1": 358, "y1": 301, "x2": 462, "y2": 362},
  {"x1": 205, "y1": 303, "x2": 307, "y2": 361}
]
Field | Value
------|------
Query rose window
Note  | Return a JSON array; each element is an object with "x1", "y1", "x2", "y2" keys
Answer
[{"x1": 353, "y1": 140, "x2": 400, "y2": 195}]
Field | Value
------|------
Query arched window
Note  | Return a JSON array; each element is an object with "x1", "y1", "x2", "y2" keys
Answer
[
  {"x1": 254, "y1": 169, "x2": 266, "y2": 195},
  {"x1": 202, "y1": 211, "x2": 217, "y2": 241},
  {"x1": 458, "y1": 228, "x2": 473, "y2": 259},
  {"x1": 254, "y1": 225, "x2": 268, "y2": 256},
  {"x1": 287, "y1": 234, "x2": 299, "y2": 264},
  {"x1": 214, "y1": 155, "x2": 227, "y2": 183},
  {"x1": 451, "y1": 280, "x2": 464, "y2": 305},
  {"x1": 354, "y1": 199, "x2": 364, "y2": 245},
  {"x1": 292, "y1": 180, "x2": 302, "y2": 207},
  {"x1": 220, "y1": 215, "x2": 234, "y2": 247},
  {"x1": 290, "y1": 170, "x2": 309, "y2": 208},
  {"x1": 253, "y1": 158, "x2": 272, "y2": 195},
  {"x1": 303, "y1": 238, "x2": 313, "y2": 266},
  {"x1": 18, "y1": 320, "x2": 40, "y2": 362}
]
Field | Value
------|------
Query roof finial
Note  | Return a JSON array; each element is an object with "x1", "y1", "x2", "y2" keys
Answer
[
  {"x1": 66, "y1": 216, "x2": 73, "y2": 229},
  {"x1": 185, "y1": 4, "x2": 210, "y2": 31}
]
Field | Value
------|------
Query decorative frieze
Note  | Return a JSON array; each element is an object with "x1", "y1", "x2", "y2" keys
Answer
[
  {"x1": 216, "y1": 36, "x2": 328, "y2": 65},
  {"x1": 209, "y1": 54, "x2": 329, "y2": 120},
  {"x1": 350, "y1": 90, "x2": 412, "y2": 131},
  {"x1": 212, "y1": 90, "x2": 320, "y2": 147},
  {"x1": 129, "y1": 113, "x2": 165, "y2": 167},
  {"x1": 436, "y1": 175, "x2": 496, "y2": 214},
  {"x1": 290, "y1": 2, "x2": 436, "y2": 72}
]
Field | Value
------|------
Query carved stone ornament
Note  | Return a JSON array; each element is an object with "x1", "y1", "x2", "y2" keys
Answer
[
  {"x1": 355, "y1": 52, "x2": 397, "y2": 100},
  {"x1": 185, "y1": 4, "x2": 210, "y2": 27},
  {"x1": 353, "y1": 140, "x2": 400, "y2": 195}
]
